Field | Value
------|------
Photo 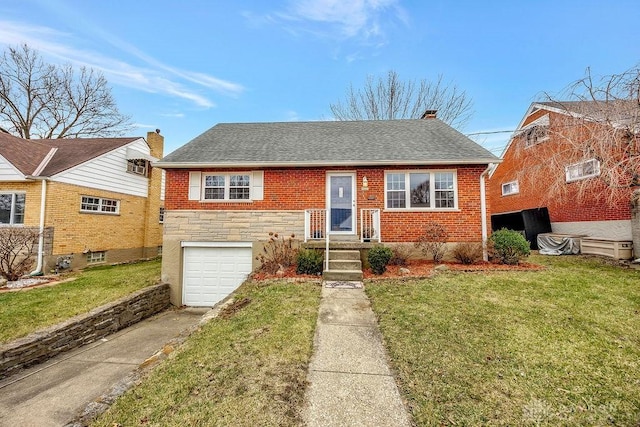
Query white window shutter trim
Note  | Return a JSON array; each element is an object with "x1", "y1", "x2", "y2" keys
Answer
[
  {"x1": 252, "y1": 171, "x2": 264, "y2": 200},
  {"x1": 188, "y1": 171, "x2": 202, "y2": 200}
]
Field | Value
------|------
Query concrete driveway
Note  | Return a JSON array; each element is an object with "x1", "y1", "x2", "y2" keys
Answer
[{"x1": 0, "y1": 307, "x2": 208, "y2": 427}]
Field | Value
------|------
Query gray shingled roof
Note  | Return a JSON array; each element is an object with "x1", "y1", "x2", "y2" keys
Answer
[{"x1": 157, "y1": 119, "x2": 498, "y2": 167}]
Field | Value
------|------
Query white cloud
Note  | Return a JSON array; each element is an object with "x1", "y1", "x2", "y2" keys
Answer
[
  {"x1": 133, "y1": 123, "x2": 158, "y2": 129},
  {"x1": 0, "y1": 20, "x2": 244, "y2": 108},
  {"x1": 271, "y1": 0, "x2": 407, "y2": 42},
  {"x1": 159, "y1": 112, "x2": 186, "y2": 118}
]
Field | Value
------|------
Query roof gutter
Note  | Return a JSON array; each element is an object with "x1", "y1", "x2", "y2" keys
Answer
[{"x1": 152, "y1": 158, "x2": 502, "y2": 169}]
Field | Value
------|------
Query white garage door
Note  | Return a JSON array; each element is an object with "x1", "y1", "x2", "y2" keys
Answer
[{"x1": 182, "y1": 244, "x2": 253, "y2": 307}]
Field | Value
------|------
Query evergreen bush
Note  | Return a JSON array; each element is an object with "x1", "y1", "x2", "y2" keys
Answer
[
  {"x1": 489, "y1": 228, "x2": 530, "y2": 265},
  {"x1": 296, "y1": 249, "x2": 324, "y2": 275},
  {"x1": 367, "y1": 245, "x2": 393, "y2": 275}
]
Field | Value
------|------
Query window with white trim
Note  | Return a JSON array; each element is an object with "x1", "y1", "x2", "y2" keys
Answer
[
  {"x1": 0, "y1": 193, "x2": 25, "y2": 225},
  {"x1": 188, "y1": 171, "x2": 264, "y2": 202},
  {"x1": 80, "y1": 196, "x2": 120, "y2": 214},
  {"x1": 385, "y1": 171, "x2": 457, "y2": 209},
  {"x1": 565, "y1": 159, "x2": 600, "y2": 182},
  {"x1": 203, "y1": 173, "x2": 251, "y2": 201},
  {"x1": 127, "y1": 159, "x2": 149, "y2": 176},
  {"x1": 501, "y1": 180, "x2": 519, "y2": 196},
  {"x1": 87, "y1": 251, "x2": 106, "y2": 263}
]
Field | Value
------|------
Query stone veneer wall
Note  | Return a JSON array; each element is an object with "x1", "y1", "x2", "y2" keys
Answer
[
  {"x1": 0, "y1": 283, "x2": 170, "y2": 379},
  {"x1": 162, "y1": 210, "x2": 304, "y2": 306}
]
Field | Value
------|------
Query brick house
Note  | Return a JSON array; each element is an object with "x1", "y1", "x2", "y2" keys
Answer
[
  {"x1": 489, "y1": 101, "x2": 638, "y2": 250},
  {"x1": 156, "y1": 118, "x2": 498, "y2": 306},
  {"x1": 0, "y1": 130, "x2": 165, "y2": 273}
]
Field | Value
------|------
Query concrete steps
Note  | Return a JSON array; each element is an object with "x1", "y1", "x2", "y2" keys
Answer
[{"x1": 323, "y1": 250, "x2": 363, "y2": 281}]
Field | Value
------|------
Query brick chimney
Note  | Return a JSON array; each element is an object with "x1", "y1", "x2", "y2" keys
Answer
[
  {"x1": 146, "y1": 129, "x2": 164, "y2": 159},
  {"x1": 421, "y1": 109, "x2": 437, "y2": 119}
]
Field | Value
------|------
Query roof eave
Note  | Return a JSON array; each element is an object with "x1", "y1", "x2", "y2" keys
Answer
[{"x1": 153, "y1": 158, "x2": 501, "y2": 169}]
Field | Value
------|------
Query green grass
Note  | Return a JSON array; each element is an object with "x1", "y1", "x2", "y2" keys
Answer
[
  {"x1": 93, "y1": 280, "x2": 321, "y2": 427},
  {"x1": 0, "y1": 259, "x2": 161, "y2": 343},
  {"x1": 366, "y1": 255, "x2": 640, "y2": 425}
]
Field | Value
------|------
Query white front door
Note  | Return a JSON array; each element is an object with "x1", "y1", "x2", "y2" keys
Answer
[{"x1": 327, "y1": 173, "x2": 356, "y2": 234}]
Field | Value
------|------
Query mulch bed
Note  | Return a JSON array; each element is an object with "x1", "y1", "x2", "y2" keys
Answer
[{"x1": 251, "y1": 260, "x2": 544, "y2": 282}]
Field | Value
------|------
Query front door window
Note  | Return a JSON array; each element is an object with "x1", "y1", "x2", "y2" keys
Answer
[{"x1": 329, "y1": 175, "x2": 354, "y2": 232}]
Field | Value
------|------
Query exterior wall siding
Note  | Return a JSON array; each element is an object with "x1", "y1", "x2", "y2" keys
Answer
[
  {"x1": 489, "y1": 109, "x2": 633, "y2": 237},
  {"x1": 53, "y1": 138, "x2": 150, "y2": 198},
  {"x1": 0, "y1": 156, "x2": 26, "y2": 181},
  {"x1": 165, "y1": 164, "x2": 487, "y2": 242},
  {"x1": 44, "y1": 181, "x2": 157, "y2": 257}
]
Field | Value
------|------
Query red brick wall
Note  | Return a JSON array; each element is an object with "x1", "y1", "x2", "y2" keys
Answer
[
  {"x1": 489, "y1": 110, "x2": 632, "y2": 223},
  {"x1": 165, "y1": 165, "x2": 489, "y2": 242}
]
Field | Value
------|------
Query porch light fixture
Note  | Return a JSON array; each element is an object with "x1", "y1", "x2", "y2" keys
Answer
[{"x1": 362, "y1": 176, "x2": 368, "y2": 190}]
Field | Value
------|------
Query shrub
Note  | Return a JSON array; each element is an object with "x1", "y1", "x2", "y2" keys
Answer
[
  {"x1": 389, "y1": 244, "x2": 411, "y2": 266},
  {"x1": 296, "y1": 249, "x2": 324, "y2": 275},
  {"x1": 0, "y1": 227, "x2": 40, "y2": 281},
  {"x1": 452, "y1": 242, "x2": 483, "y2": 265},
  {"x1": 489, "y1": 228, "x2": 531, "y2": 265},
  {"x1": 256, "y1": 232, "x2": 298, "y2": 274},
  {"x1": 367, "y1": 245, "x2": 393, "y2": 275},
  {"x1": 415, "y1": 222, "x2": 449, "y2": 263}
]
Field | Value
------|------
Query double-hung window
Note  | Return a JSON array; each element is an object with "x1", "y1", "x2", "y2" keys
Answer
[
  {"x1": 0, "y1": 193, "x2": 25, "y2": 224},
  {"x1": 80, "y1": 196, "x2": 120, "y2": 214},
  {"x1": 565, "y1": 159, "x2": 600, "y2": 182},
  {"x1": 203, "y1": 173, "x2": 251, "y2": 201},
  {"x1": 385, "y1": 171, "x2": 457, "y2": 209}
]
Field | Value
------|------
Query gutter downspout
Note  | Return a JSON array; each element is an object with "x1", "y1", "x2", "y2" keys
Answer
[
  {"x1": 30, "y1": 178, "x2": 47, "y2": 275},
  {"x1": 480, "y1": 165, "x2": 493, "y2": 261}
]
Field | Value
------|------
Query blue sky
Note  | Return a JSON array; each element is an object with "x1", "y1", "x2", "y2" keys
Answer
[{"x1": 1, "y1": 0, "x2": 638, "y2": 155}]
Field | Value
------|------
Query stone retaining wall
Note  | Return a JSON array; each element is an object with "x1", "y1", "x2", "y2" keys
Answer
[{"x1": 0, "y1": 283, "x2": 170, "y2": 379}]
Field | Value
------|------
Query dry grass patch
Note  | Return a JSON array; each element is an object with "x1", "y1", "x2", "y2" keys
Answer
[
  {"x1": 367, "y1": 255, "x2": 640, "y2": 425},
  {"x1": 93, "y1": 280, "x2": 320, "y2": 427}
]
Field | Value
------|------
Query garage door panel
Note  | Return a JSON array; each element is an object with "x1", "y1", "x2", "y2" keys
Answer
[{"x1": 182, "y1": 246, "x2": 253, "y2": 307}]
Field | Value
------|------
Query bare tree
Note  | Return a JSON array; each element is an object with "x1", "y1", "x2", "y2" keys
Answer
[
  {"x1": 510, "y1": 65, "x2": 640, "y2": 255},
  {"x1": 330, "y1": 70, "x2": 474, "y2": 129},
  {"x1": 0, "y1": 44, "x2": 131, "y2": 139},
  {"x1": 0, "y1": 227, "x2": 39, "y2": 281}
]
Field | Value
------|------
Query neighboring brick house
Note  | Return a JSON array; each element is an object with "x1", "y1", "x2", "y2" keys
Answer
[
  {"x1": 489, "y1": 101, "x2": 638, "y2": 247},
  {"x1": 0, "y1": 130, "x2": 165, "y2": 273},
  {"x1": 156, "y1": 118, "x2": 499, "y2": 306}
]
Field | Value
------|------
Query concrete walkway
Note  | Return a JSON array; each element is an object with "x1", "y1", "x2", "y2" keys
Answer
[
  {"x1": 303, "y1": 283, "x2": 412, "y2": 426},
  {"x1": 0, "y1": 308, "x2": 208, "y2": 427}
]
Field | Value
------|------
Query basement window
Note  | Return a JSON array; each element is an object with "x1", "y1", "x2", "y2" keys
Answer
[{"x1": 87, "y1": 251, "x2": 106, "y2": 264}]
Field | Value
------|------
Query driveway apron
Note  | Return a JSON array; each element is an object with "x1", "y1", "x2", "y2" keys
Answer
[{"x1": 0, "y1": 308, "x2": 207, "y2": 427}]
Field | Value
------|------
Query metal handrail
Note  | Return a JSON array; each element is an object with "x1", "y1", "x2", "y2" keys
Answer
[{"x1": 360, "y1": 208, "x2": 381, "y2": 243}]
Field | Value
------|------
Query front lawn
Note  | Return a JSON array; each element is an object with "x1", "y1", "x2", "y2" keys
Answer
[
  {"x1": 367, "y1": 255, "x2": 640, "y2": 425},
  {"x1": 0, "y1": 259, "x2": 161, "y2": 344},
  {"x1": 93, "y1": 280, "x2": 320, "y2": 427}
]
